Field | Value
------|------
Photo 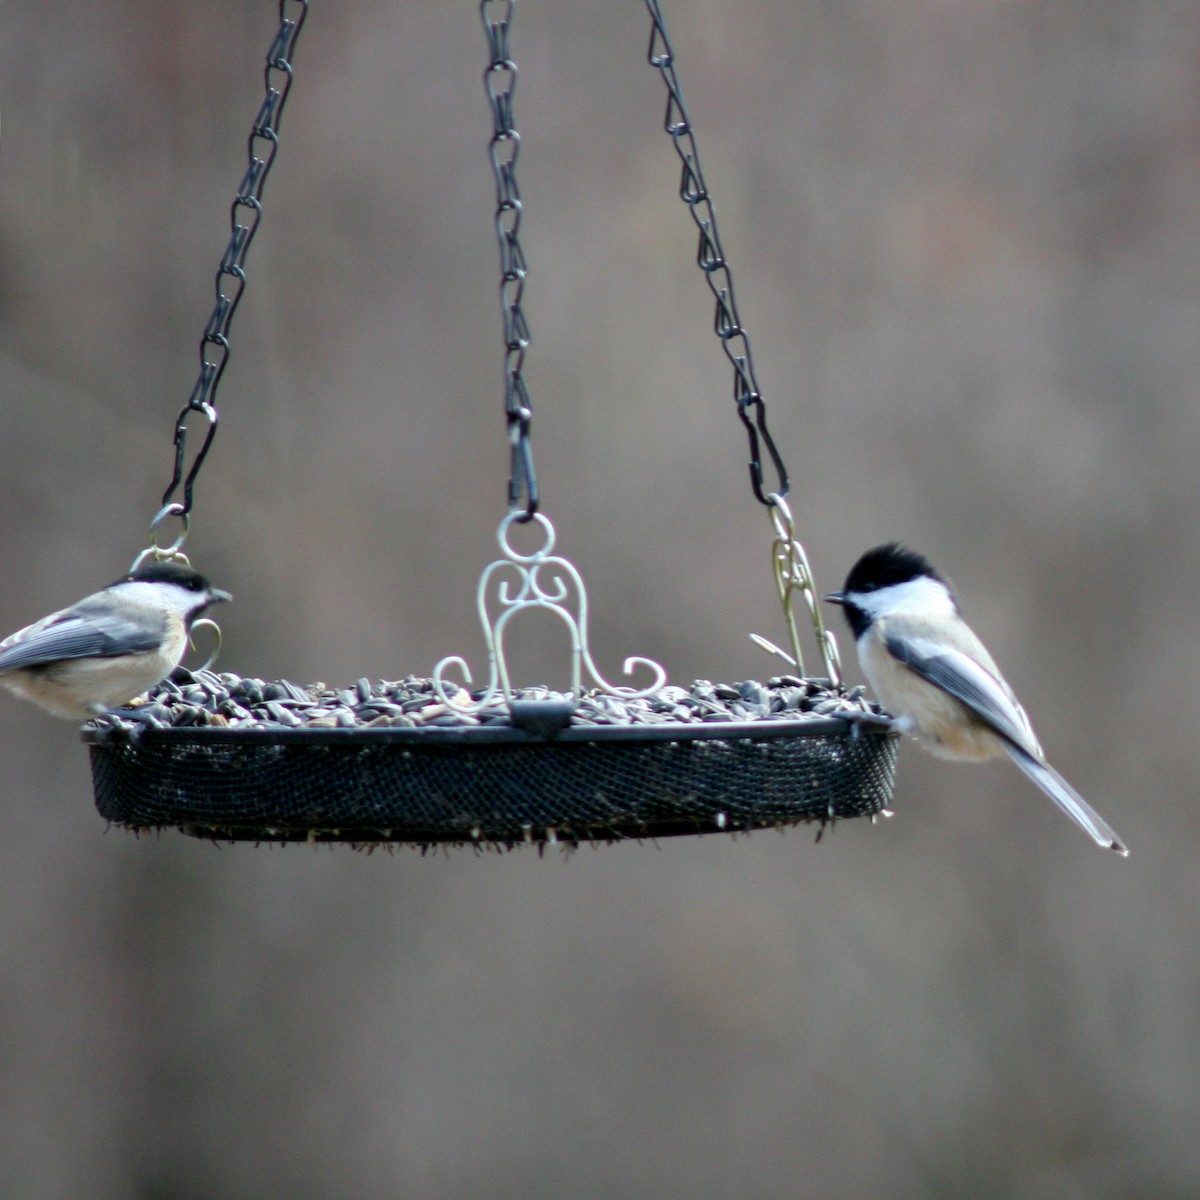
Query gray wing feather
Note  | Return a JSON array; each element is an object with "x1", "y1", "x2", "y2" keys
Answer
[
  {"x1": 1007, "y1": 745, "x2": 1129, "y2": 855},
  {"x1": 884, "y1": 632, "x2": 1041, "y2": 757},
  {"x1": 0, "y1": 612, "x2": 163, "y2": 671},
  {"x1": 886, "y1": 632, "x2": 1128, "y2": 853}
]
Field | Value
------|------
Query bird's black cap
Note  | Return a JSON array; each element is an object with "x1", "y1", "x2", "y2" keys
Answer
[
  {"x1": 823, "y1": 543, "x2": 951, "y2": 638},
  {"x1": 842, "y1": 542, "x2": 946, "y2": 595},
  {"x1": 119, "y1": 559, "x2": 215, "y2": 593}
]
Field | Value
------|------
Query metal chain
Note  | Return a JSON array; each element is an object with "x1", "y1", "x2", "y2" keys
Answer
[
  {"x1": 643, "y1": 3, "x2": 842, "y2": 679},
  {"x1": 481, "y1": 0, "x2": 538, "y2": 520},
  {"x1": 150, "y1": 0, "x2": 308, "y2": 553},
  {"x1": 642, "y1": 0, "x2": 789, "y2": 507}
]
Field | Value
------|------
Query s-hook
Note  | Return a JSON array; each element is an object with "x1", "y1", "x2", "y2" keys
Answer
[{"x1": 750, "y1": 494, "x2": 842, "y2": 685}]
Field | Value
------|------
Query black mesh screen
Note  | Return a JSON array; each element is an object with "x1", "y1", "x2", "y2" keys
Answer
[{"x1": 88, "y1": 723, "x2": 898, "y2": 847}]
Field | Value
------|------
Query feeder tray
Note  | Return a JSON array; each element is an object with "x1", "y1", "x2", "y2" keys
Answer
[
  {"x1": 79, "y1": 2, "x2": 900, "y2": 846},
  {"x1": 85, "y1": 674, "x2": 896, "y2": 846}
]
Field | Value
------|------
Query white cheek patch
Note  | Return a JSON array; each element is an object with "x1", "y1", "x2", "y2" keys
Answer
[
  {"x1": 118, "y1": 581, "x2": 197, "y2": 613},
  {"x1": 853, "y1": 576, "x2": 957, "y2": 621}
]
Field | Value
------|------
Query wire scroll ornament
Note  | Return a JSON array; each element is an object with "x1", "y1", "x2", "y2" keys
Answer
[{"x1": 432, "y1": 513, "x2": 667, "y2": 718}]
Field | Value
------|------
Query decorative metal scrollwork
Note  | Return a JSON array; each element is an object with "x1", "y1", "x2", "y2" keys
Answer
[{"x1": 433, "y1": 512, "x2": 667, "y2": 714}]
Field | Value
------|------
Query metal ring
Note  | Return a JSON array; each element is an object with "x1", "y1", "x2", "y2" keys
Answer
[
  {"x1": 128, "y1": 506, "x2": 192, "y2": 573},
  {"x1": 497, "y1": 509, "x2": 554, "y2": 561},
  {"x1": 149, "y1": 503, "x2": 191, "y2": 553}
]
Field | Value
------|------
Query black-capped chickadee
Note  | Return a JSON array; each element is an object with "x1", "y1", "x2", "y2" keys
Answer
[
  {"x1": 824, "y1": 543, "x2": 1127, "y2": 856},
  {"x1": 0, "y1": 560, "x2": 230, "y2": 721}
]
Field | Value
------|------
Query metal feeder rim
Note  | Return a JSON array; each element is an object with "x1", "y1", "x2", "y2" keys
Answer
[{"x1": 80, "y1": 715, "x2": 897, "y2": 749}]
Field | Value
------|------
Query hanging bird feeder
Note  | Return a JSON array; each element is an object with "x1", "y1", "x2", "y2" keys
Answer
[{"x1": 84, "y1": 0, "x2": 898, "y2": 848}]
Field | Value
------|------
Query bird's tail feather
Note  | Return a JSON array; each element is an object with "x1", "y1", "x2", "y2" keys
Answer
[{"x1": 1006, "y1": 746, "x2": 1128, "y2": 856}]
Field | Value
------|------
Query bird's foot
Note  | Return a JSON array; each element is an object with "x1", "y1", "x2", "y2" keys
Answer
[
  {"x1": 88, "y1": 705, "x2": 164, "y2": 746},
  {"x1": 836, "y1": 709, "x2": 899, "y2": 739}
]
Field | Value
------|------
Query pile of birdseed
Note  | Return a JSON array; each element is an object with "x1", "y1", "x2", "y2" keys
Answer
[{"x1": 117, "y1": 670, "x2": 880, "y2": 732}]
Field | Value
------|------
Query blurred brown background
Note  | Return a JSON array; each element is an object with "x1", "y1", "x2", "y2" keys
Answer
[{"x1": 1, "y1": 2, "x2": 1197, "y2": 1196}]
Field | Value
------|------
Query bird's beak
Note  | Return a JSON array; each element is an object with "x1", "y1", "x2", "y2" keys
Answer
[
  {"x1": 822, "y1": 590, "x2": 845, "y2": 606},
  {"x1": 212, "y1": 590, "x2": 233, "y2": 604}
]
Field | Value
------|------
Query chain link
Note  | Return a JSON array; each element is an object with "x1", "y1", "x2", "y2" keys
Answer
[
  {"x1": 481, "y1": 0, "x2": 538, "y2": 520},
  {"x1": 642, "y1": 1, "x2": 789, "y2": 507},
  {"x1": 152, "y1": 1, "x2": 308, "y2": 547}
]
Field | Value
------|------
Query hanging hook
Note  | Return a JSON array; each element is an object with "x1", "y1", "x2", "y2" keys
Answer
[
  {"x1": 182, "y1": 618, "x2": 224, "y2": 675},
  {"x1": 750, "y1": 494, "x2": 842, "y2": 686},
  {"x1": 161, "y1": 400, "x2": 219, "y2": 518}
]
